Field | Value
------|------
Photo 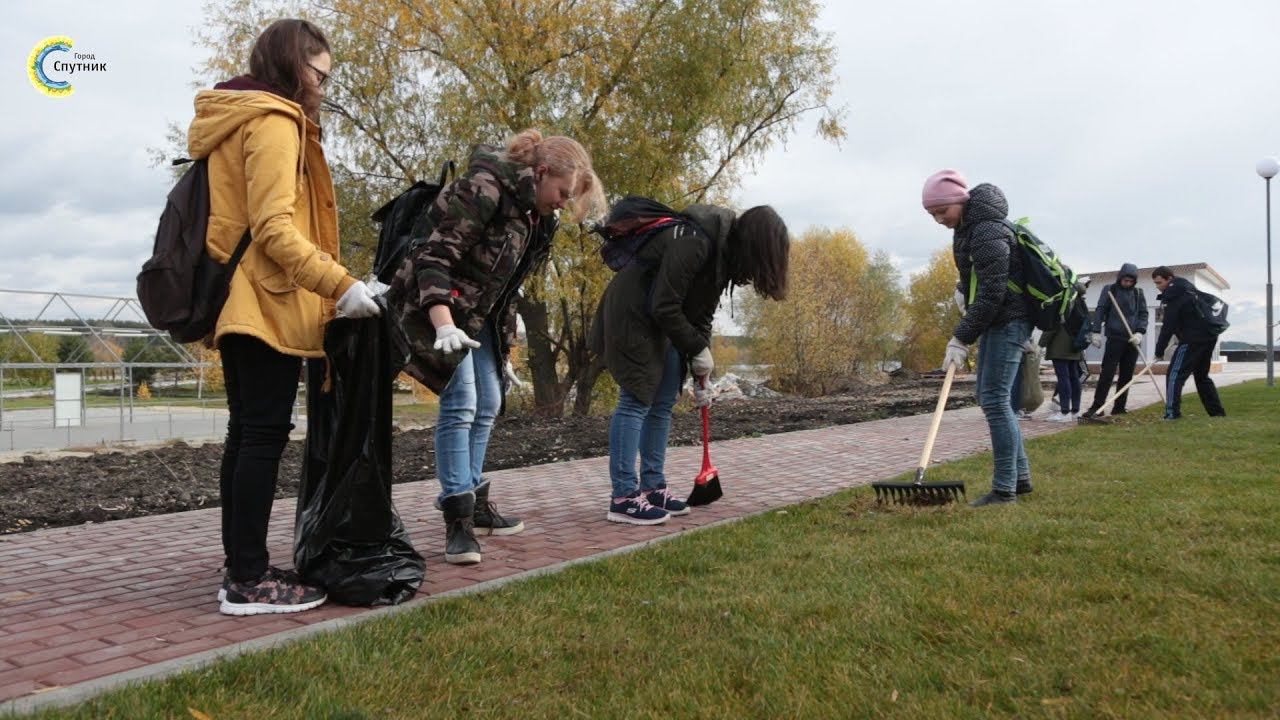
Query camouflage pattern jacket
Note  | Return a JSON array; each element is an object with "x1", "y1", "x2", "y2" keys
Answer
[{"x1": 387, "y1": 146, "x2": 552, "y2": 393}]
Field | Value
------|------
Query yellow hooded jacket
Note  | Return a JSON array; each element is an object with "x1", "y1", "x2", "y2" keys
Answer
[{"x1": 187, "y1": 87, "x2": 356, "y2": 358}]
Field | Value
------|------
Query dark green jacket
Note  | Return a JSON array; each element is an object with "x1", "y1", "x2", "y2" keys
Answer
[
  {"x1": 1039, "y1": 325, "x2": 1083, "y2": 361},
  {"x1": 589, "y1": 204, "x2": 736, "y2": 404}
]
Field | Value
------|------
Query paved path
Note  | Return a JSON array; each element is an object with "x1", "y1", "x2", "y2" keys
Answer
[{"x1": 0, "y1": 365, "x2": 1265, "y2": 713}]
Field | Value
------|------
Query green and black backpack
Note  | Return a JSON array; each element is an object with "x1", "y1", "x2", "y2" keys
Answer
[{"x1": 965, "y1": 219, "x2": 1086, "y2": 335}]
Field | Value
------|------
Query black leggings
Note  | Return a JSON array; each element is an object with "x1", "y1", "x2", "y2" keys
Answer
[{"x1": 218, "y1": 334, "x2": 301, "y2": 582}]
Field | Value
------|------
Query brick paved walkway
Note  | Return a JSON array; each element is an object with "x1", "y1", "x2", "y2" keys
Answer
[{"x1": 0, "y1": 370, "x2": 1258, "y2": 712}]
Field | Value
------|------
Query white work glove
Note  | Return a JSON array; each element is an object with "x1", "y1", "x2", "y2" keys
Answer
[
  {"x1": 1129, "y1": 332, "x2": 1144, "y2": 347},
  {"x1": 692, "y1": 377, "x2": 713, "y2": 408},
  {"x1": 433, "y1": 324, "x2": 480, "y2": 354},
  {"x1": 943, "y1": 337, "x2": 969, "y2": 371},
  {"x1": 1090, "y1": 333, "x2": 1103, "y2": 349},
  {"x1": 503, "y1": 360, "x2": 525, "y2": 389},
  {"x1": 953, "y1": 289, "x2": 966, "y2": 314},
  {"x1": 335, "y1": 280, "x2": 382, "y2": 319},
  {"x1": 366, "y1": 279, "x2": 390, "y2": 296},
  {"x1": 691, "y1": 346, "x2": 714, "y2": 378}
]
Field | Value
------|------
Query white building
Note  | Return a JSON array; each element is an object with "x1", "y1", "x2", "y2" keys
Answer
[{"x1": 1077, "y1": 262, "x2": 1229, "y2": 371}]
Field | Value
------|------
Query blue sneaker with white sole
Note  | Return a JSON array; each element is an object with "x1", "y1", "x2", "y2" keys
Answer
[
  {"x1": 606, "y1": 492, "x2": 669, "y2": 525},
  {"x1": 645, "y1": 487, "x2": 690, "y2": 517}
]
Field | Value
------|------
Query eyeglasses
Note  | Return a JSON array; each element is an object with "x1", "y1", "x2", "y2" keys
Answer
[{"x1": 307, "y1": 62, "x2": 330, "y2": 87}]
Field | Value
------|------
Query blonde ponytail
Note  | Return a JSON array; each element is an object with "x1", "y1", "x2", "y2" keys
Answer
[
  {"x1": 504, "y1": 129, "x2": 544, "y2": 166},
  {"x1": 503, "y1": 128, "x2": 606, "y2": 220}
]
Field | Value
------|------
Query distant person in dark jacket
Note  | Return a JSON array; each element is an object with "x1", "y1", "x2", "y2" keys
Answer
[
  {"x1": 924, "y1": 169, "x2": 1032, "y2": 506},
  {"x1": 1152, "y1": 267, "x2": 1226, "y2": 419},
  {"x1": 1082, "y1": 263, "x2": 1148, "y2": 418},
  {"x1": 1039, "y1": 323, "x2": 1087, "y2": 421}
]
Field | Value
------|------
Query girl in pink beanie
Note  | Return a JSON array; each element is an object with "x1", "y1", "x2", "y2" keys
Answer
[
  {"x1": 924, "y1": 169, "x2": 1034, "y2": 508},
  {"x1": 922, "y1": 169, "x2": 970, "y2": 229}
]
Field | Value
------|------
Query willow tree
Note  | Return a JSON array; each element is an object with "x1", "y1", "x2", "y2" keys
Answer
[{"x1": 193, "y1": 0, "x2": 843, "y2": 415}]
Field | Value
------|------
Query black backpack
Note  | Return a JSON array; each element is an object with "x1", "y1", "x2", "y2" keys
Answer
[
  {"x1": 1191, "y1": 288, "x2": 1230, "y2": 335},
  {"x1": 137, "y1": 158, "x2": 251, "y2": 344},
  {"x1": 1065, "y1": 292, "x2": 1093, "y2": 351},
  {"x1": 369, "y1": 161, "x2": 456, "y2": 284},
  {"x1": 592, "y1": 196, "x2": 703, "y2": 271}
]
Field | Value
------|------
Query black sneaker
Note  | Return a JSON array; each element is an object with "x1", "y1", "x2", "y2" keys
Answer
[
  {"x1": 606, "y1": 492, "x2": 669, "y2": 525},
  {"x1": 1111, "y1": 408, "x2": 1127, "y2": 415},
  {"x1": 441, "y1": 491, "x2": 482, "y2": 565},
  {"x1": 220, "y1": 569, "x2": 326, "y2": 616},
  {"x1": 473, "y1": 482, "x2": 524, "y2": 536},
  {"x1": 1016, "y1": 478, "x2": 1034, "y2": 495},
  {"x1": 645, "y1": 487, "x2": 690, "y2": 517},
  {"x1": 970, "y1": 490, "x2": 1017, "y2": 507}
]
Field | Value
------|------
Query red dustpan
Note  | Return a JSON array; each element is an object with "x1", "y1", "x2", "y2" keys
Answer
[{"x1": 686, "y1": 378, "x2": 722, "y2": 506}]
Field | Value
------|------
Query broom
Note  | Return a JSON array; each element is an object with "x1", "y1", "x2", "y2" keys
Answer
[
  {"x1": 686, "y1": 376, "x2": 723, "y2": 507},
  {"x1": 873, "y1": 363, "x2": 966, "y2": 505}
]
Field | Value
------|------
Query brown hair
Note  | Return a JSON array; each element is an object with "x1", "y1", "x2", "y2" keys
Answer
[
  {"x1": 504, "y1": 129, "x2": 606, "y2": 220},
  {"x1": 730, "y1": 206, "x2": 790, "y2": 300},
  {"x1": 248, "y1": 19, "x2": 330, "y2": 120},
  {"x1": 1152, "y1": 265, "x2": 1175, "y2": 280}
]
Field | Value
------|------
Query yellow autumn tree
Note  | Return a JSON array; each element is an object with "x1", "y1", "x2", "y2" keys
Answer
[
  {"x1": 187, "y1": 0, "x2": 845, "y2": 416},
  {"x1": 743, "y1": 227, "x2": 903, "y2": 395},
  {"x1": 898, "y1": 248, "x2": 960, "y2": 372},
  {"x1": 196, "y1": 345, "x2": 225, "y2": 393}
]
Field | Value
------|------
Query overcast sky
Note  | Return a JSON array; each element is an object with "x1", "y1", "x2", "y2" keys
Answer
[{"x1": 4, "y1": 1, "x2": 1279, "y2": 344}]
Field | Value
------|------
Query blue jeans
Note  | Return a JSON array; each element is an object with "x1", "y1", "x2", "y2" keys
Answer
[
  {"x1": 975, "y1": 319, "x2": 1031, "y2": 493},
  {"x1": 1052, "y1": 359, "x2": 1081, "y2": 414},
  {"x1": 608, "y1": 345, "x2": 684, "y2": 498},
  {"x1": 435, "y1": 321, "x2": 501, "y2": 500},
  {"x1": 1010, "y1": 353, "x2": 1025, "y2": 412}
]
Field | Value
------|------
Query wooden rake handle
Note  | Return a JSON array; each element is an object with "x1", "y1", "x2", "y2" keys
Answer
[
  {"x1": 918, "y1": 363, "x2": 957, "y2": 473},
  {"x1": 1105, "y1": 288, "x2": 1165, "y2": 402},
  {"x1": 1099, "y1": 361, "x2": 1158, "y2": 414}
]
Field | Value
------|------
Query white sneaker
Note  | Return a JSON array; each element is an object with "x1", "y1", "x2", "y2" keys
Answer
[{"x1": 1046, "y1": 412, "x2": 1070, "y2": 422}]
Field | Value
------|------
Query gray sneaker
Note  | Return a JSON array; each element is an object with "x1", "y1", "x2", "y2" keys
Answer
[{"x1": 970, "y1": 491, "x2": 1018, "y2": 507}]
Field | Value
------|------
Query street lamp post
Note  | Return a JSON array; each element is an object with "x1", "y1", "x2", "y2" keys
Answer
[{"x1": 1256, "y1": 157, "x2": 1279, "y2": 388}]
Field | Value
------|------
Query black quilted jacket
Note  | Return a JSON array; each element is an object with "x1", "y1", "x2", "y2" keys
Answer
[{"x1": 951, "y1": 183, "x2": 1027, "y2": 344}]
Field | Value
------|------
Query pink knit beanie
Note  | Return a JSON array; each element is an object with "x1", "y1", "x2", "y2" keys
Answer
[{"x1": 922, "y1": 169, "x2": 970, "y2": 210}]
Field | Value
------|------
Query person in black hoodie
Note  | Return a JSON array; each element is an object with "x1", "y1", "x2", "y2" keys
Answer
[
  {"x1": 923, "y1": 170, "x2": 1032, "y2": 506},
  {"x1": 1152, "y1": 266, "x2": 1226, "y2": 419},
  {"x1": 1081, "y1": 263, "x2": 1148, "y2": 418}
]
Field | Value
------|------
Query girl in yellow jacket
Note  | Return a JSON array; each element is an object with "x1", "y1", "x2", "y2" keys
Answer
[{"x1": 187, "y1": 18, "x2": 380, "y2": 616}]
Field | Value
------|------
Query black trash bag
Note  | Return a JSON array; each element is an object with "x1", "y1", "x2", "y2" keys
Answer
[{"x1": 294, "y1": 300, "x2": 424, "y2": 606}]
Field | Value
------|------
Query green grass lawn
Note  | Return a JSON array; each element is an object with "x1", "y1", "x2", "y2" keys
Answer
[{"x1": 19, "y1": 382, "x2": 1279, "y2": 719}]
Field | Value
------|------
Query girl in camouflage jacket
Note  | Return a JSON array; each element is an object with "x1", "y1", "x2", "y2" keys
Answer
[{"x1": 387, "y1": 129, "x2": 603, "y2": 565}]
